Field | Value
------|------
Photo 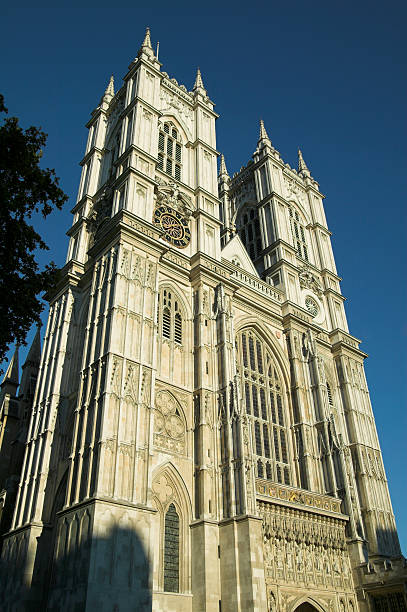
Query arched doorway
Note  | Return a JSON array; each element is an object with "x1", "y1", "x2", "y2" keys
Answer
[{"x1": 295, "y1": 604, "x2": 321, "y2": 612}]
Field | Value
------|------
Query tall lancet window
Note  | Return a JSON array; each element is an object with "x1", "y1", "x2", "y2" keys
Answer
[
  {"x1": 289, "y1": 206, "x2": 309, "y2": 262},
  {"x1": 238, "y1": 207, "x2": 262, "y2": 261},
  {"x1": 237, "y1": 329, "x2": 291, "y2": 485},
  {"x1": 164, "y1": 503, "x2": 180, "y2": 592},
  {"x1": 157, "y1": 288, "x2": 183, "y2": 345},
  {"x1": 158, "y1": 121, "x2": 182, "y2": 181}
]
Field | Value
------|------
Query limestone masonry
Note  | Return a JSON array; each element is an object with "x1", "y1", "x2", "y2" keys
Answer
[{"x1": 0, "y1": 27, "x2": 405, "y2": 612}]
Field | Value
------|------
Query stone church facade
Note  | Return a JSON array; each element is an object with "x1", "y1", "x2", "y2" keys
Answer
[{"x1": 0, "y1": 28, "x2": 405, "y2": 612}]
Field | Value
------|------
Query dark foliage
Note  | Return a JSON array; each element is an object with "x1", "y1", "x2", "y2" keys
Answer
[{"x1": 0, "y1": 94, "x2": 68, "y2": 369}]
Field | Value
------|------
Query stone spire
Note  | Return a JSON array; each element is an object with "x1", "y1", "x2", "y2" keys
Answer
[
  {"x1": 105, "y1": 75, "x2": 114, "y2": 97},
  {"x1": 258, "y1": 119, "x2": 271, "y2": 145},
  {"x1": 138, "y1": 26, "x2": 154, "y2": 60},
  {"x1": 298, "y1": 149, "x2": 311, "y2": 177},
  {"x1": 101, "y1": 75, "x2": 114, "y2": 106},
  {"x1": 1, "y1": 346, "x2": 19, "y2": 389},
  {"x1": 193, "y1": 68, "x2": 206, "y2": 94},
  {"x1": 24, "y1": 325, "x2": 41, "y2": 367},
  {"x1": 219, "y1": 154, "x2": 229, "y2": 177}
]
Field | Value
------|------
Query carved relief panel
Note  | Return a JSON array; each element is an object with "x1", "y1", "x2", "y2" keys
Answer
[{"x1": 153, "y1": 390, "x2": 186, "y2": 455}]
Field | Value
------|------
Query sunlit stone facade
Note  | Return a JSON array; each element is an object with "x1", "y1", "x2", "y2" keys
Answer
[{"x1": 0, "y1": 28, "x2": 406, "y2": 612}]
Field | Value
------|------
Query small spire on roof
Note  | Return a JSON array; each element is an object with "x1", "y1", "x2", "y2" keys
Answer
[
  {"x1": 1, "y1": 345, "x2": 19, "y2": 387},
  {"x1": 105, "y1": 74, "x2": 114, "y2": 97},
  {"x1": 219, "y1": 154, "x2": 229, "y2": 177},
  {"x1": 101, "y1": 75, "x2": 114, "y2": 106},
  {"x1": 142, "y1": 27, "x2": 153, "y2": 50},
  {"x1": 137, "y1": 26, "x2": 154, "y2": 60},
  {"x1": 193, "y1": 67, "x2": 206, "y2": 93},
  {"x1": 24, "y1": 325, "x2": 41, "y2": 367},
  {"x1": 298, "y1": 148, "x2": 311, "y2": 176},
  {"x1": 258, "y1": 119, "x2": 271, "y2": 144}
]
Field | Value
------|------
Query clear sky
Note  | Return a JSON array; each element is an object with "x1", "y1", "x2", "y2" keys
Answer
[{"x1": 1, "y1": 1, "x2": 406, "y2": 551}]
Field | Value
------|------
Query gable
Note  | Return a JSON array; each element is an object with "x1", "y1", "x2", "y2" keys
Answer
[{"x1": 221, "y1": 235, "x2": 259, "y2": 276}]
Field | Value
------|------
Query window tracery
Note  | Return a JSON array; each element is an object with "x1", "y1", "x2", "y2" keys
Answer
[
  {"x1": 289, "y1": 206, "x2": 309, "y2": 262},
  {"x1": 153, "y1": 391, "x2": 186, "y2": 454},
  {"x1": 158, "y1": 121, "x2": 182, "y2": 181},
  {"x1": 157, "y1": 288, "x2": 183, "y2": 345},
  {"x1": 237, "y1": 329, "x2": 291, "y2": 484},
  {"x1": 238, "y1": 207, "x2": 262, "y2": 261},
  {"x1": 164, "y1": 503, "x2": 180, "y2": 592}
]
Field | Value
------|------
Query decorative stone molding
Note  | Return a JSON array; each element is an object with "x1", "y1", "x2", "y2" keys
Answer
[
  {"x1": 299, "y1": 265, "x2": 323, "y2": 297},
  {"x1": 259, "y1": 500, "x2": 353, "y2": 593},
  {"x1": 154, "y1": 390, "x2": 186, "y2": 454},
  {"x1": 154, "y1": 178, "x2": 194, "y2": 218}
]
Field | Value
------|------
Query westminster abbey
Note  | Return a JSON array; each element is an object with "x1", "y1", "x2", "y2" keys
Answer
[{"x1": 0, "y1": 28, "x2": 405, "y2": 612}]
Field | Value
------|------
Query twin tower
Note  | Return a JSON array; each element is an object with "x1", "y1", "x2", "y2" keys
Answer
[{"x1": 0, "y1": 28, "x2": 405, "y2": 612}]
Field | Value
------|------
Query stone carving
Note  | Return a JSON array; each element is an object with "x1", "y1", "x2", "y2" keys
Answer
[
  {"x1": 299, "y1": 265, "x2": 323, "y2": 297},
  {"x1": 259, "y1": 501, "x2": 353, "y2": 592},
  {"x1": 86, "y1": 187, "x2": 113, "y2": 247},
  {"x1": 123, "y1": 361, "x2": 138, "y2": 399},
  {"x1": 268, "y1": 590, "x2": 276, "y2": 612},
  {"x1": 152, "y1": 474, "x2": 173, "y2": 504},
  {"x1": 283, "y1": 175, "x2": 306, "y2": 204},
  {"x1": 120, "y1": 248, "x2": 131, "y2": 278},
  {"x1": 159, "y1": 87, "x2": 193, "y2": 123},
  {"x1": 154, "y1": 178, "x2": 194, "y2": 218},
  {"x1": 154, "y1": 390, "x2": 186, "y2": 454}
]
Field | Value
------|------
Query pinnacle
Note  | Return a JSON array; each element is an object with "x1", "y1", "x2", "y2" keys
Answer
[
  {"x1": 193, "y1": 67, "x2": 206, "y2": 92},
  {"x1": 136, "y1": 26, "x2": 155, "y2": 60},
  {"x1": 219, "y1": 154, "x2": 229, "y2": 177},
  {"x1": 2, "y1": 345, "x2": 19, "y2": 387},
  {"x1": 258, "y1": 119, "x2": 271, "y2": 143},
  {"x1": 24, "y1": 325, "x2": 41, "y2": 367},
  {"x1": 105, "y1": 74, "x2": 114, "y2": 97},
  {"x1": 298, "y1": 148, "x2": 311, "y2": 176},
  {"x1": 142, "y1": 26, "x2": 153, "y2": 50}
]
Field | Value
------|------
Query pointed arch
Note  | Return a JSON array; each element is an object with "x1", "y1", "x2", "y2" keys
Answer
[
  {"x1": 291, "y1": 596, "x2": 327, "y2": 612},
  {"x1": 151, "y1": 461, "x2": 191, "y2": 593},
  {"x1": 235, "y1": 324, "x2": 294, "y2": 486},
  {"x1": 157, "y1": 281, "x2": 191, "y2": 320},
  {"x1": 151, "y1": 461, "x2": 192, "y2": 517},
  {"x1": 234, "y1": 317, "x2": 290, "y2": 389},
  {"x1": 158, "y1": 113, "x2": 192, "y2": 144},
  {"x1": 287, "y1": 198, "x2": 311, "y2": 226}
]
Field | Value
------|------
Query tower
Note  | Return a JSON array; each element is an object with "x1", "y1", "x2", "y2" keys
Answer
[{"x1": 0, "y1": 28, "x2": 405, "y2": 612}]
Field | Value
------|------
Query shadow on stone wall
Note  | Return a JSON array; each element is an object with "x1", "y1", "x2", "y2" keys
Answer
[{"x1": 0, "y1": 523, "x2": 152, "y2": 612}]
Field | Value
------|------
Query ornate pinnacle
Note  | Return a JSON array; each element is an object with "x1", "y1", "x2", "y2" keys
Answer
[
  {"x1": 258, "y1": 119, "x2": 271, "y2": 145},
  {"x1": 193, "y1": 67, "x2": 206, "y2": 92},
  {"x1": 137, "y1": 27, "x2": 154, "y2": 59},
  {"x1": 24, "y1": 324, "x2": 41, "y2": 366},
  {"x1": 298, "y1": 149, "x2": 311, "y2": 176},
  {"x1": 101, "y1": 75, "x2": 114, "y2": 106},
  {"x1": 142, "y1": 26, "x2": 153, "y2": 50},
  {"x1": 1, "y1": 345, "x2": 19, "y2": 386},
  {"x1": 219, "y1": 154, "x2": 229, "y2": 177},
  {"x1": 105, "y1": 75, "x2": 114, "y2": 97}
]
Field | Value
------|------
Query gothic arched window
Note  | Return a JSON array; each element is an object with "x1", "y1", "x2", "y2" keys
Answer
[
  {"x1": 157, "y1": 289, "x2": 183, "y2": 344},
  {"x1": 238, "y1": 207, "x2": 262, "y2": 261},
  {"x1": 237, "y1": 329, "x2": 291, "y2": 484},
  {"x1": 289, "y1": 206, "x2": 309, "y2": 262},
  {"x1": 158, "y1": 121, "x2": 182, "y2": 181},
  {"x1": 164, "y1": 503, "x2": 180, "y2": 592}
]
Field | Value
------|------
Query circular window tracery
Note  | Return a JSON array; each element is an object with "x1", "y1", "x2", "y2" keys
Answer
[{"x1": 305, "y1": 296, "x2": 319, "y2": 318}]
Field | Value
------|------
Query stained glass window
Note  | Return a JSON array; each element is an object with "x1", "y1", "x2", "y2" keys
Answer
[
  {"x1": 164, "y1": 503, "x2": 179, "y2": 592},
  {"x1": 289, "y1": 206, "x2": 309, "y2": 262},
  {"x1": 158, "y1": 289, "x2": 183, "y2": 344},
  {"x1": 237, "y1": 329, "x2": 291, "y2": 484},
  {"x1": 158, "y1": 121, "x2": 182, "y2": 181}
]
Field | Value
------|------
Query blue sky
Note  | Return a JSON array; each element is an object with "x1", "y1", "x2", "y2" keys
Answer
[{"x1": 2, "y1": 1, "x2": 406, "y2": 550}]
